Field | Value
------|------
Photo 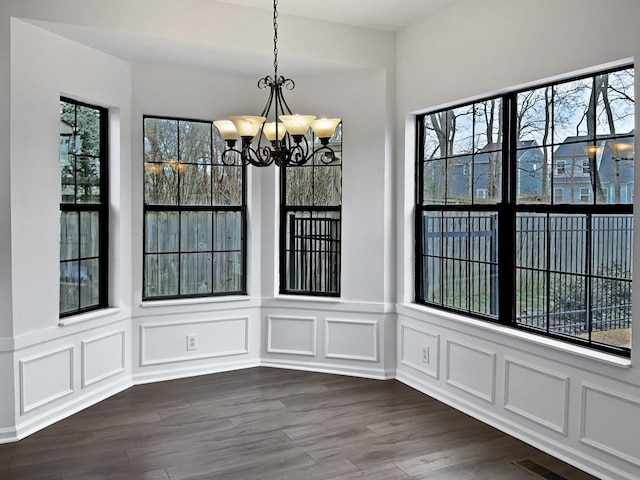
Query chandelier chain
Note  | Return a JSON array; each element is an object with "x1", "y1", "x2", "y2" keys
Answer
[{"x1": 273, "y1": 0, "x2": 279, "y2": 77}]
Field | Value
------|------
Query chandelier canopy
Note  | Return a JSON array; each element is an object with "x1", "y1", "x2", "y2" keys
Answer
[{"x1": 213, "y1": 0, "x2": 341, "y2": 168}]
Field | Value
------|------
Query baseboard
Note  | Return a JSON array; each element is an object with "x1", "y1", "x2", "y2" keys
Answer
[
  {"x1": 13, "y1": 376, "x2": 132, "y2": 442},
  {"x1": 133, "y1": 359, "x2": 261, "y2": 385},
  {"x1": 261, "y1": 358, "x2": 395, "y2": 380},
  {"x1": 0, "y1": 426, "x2": 18, "y2": 444},
  {"x1": 395, "y1": 369, "x2": 633, "y2": 480}
]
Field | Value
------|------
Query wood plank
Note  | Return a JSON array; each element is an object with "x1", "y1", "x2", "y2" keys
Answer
[{"x1": 0, "y1": 367, "x2": 598, "y2": 480}]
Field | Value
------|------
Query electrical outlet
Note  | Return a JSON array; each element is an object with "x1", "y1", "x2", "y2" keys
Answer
[
  {"x1": 187, "y1": 334, "x2": 198, "y2": 351},
  {"x1": 421, "y1": 345, "x2": 430, "y2": 364}
]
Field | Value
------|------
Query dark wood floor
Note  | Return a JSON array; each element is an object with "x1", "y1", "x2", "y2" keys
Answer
[{"x1": 0, "y1": 367, "x2": 598, "y2": 479}]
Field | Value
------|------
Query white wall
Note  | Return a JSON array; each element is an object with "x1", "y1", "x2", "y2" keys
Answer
[
  {"x1": 395, "y1": 1, "x2": 640, "y2": 479},
  {"x1": 3, "y1": 18, "x2": 134, "y2": 441},
  {"x1": 0, "y1": 0, "x2": 397, "y2": 442}
]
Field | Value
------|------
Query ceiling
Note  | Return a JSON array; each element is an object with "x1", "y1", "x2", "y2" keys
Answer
[
  {"x1": 214, "y1": 0, "x2": 459, "y2": 32},
  {"x1": 26, "y1": 0, "x2": 459, "y2": 77}
]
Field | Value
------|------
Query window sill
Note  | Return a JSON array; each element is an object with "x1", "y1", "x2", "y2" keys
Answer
[
  {"x1": 58, "y1": 307, "x2": 122, "y2": 327},
  {"x1": 272, "y1": 294, "x2": 342, "y2": 303},
  {"x1": 140, "y1": 295, "x2": 252, "y2": 309},
  {"x1": 401, "y1": 303, "x2": 631, "y2": 369}
]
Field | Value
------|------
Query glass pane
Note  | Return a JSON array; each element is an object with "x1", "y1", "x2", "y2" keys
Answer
[
  {"x1": 598, "y1": 135, "x2": 634, "y2": 205},
  {"x1": 515, "y1": 213, "x2": 548, "y2": 329},
  {"x1": 423, "y1": 113, "x2": 446, "y2": 160},
  {"x1": 212, "y1": 165, "x2": 243, "y2": 206},
  {"x1": 442, "y1": 212, "x2": 469, "y2": 261},
  {"x1": 472, "y1": 150, "x2": 502, "y2": 203},
  {"x1": 590, "y1": 277, "x2": 632, "y2": 347},
  {"x1": 180, "y1": 253, "x2": 213, "y2": 295},
  {"x1": 60, "y1": 127, "x2": 75, "y2": 204},
  {"x1": 180, "y1": 211, "x2": 212, "y2": 252},
  {"x1": 447, "y1": 156, "x2": 471, "y2": 204},
  {"x1": 517, "y1": 86, "x2": 552, "y2": 146},
  {"x1": 80, "y1": 211, "x2": 100, "y2": 257},
  {"x1": 212, "y1": 252, "x2": 242, "y2": 292},
  {"x1": 591, "y1": 213, "x2": 632, "y2": 347},
  {"x1": 180, "y1": 164, "x2": 212, "y2": 205},
  {"x1": 515, "y1": 267, "x2": 547, "y2": 331},
  {"x1": 552, "y1": 140, "x2": 593, "y2": 204},
  {"x1": 79, "y1": 258, "x2": 100, "y2": 309},
  {"x1": 76, "y1": 105, "x2": 102, "y2": 156},
  {"x1": 596, "y1": 68, "x2": 635, "y2": 136},
  {"x1": 213, "y1": 211, "x2": 242, "y2": 251},
  {"x1": 592, "y1": 215, "x2": 633, "y2": 278},
  {"x1": 451, "y1": 105, "x2": 474, "y2": 155},
  {"x1": 313, "y1": 165, "x2": 342, "y2": 207},
  {"x1": 179, "y1": 121, "x2": 211, "y2": 164},
  {"x1": 474, "y1": 98, "x2": 502, "y2": 151},
  {"x1": 286, "y1": 166, "x2": 314, "y2": 206},
  {"x1": 144, "y1": 118, "x2": 178, "y2": 163},
  {"x1": 60, "y1": 212, "x2": 79, "y2": 261},
  {"x1": 422, "y1": 159, "x2": 446, "y2": 205},
  {"x1": 554, "y1": 77, "x2": 592, "y2": 142},
  {"x1": 515, "y1": 214, "x2": 547, "y2": 270},
  {"x1": 517, "y1": 145, "x2": 550, "y2": 204},
  {"x1": 144, "y1": 162, "x2": 179, "y2": 205},
  {"x1": 469, "y1": 212, "x2": 498, "y2": 316},
  {"x1": 549, "y1": 272, "x2": 587, "y2": 337},
  {"x1": 549, "y1": 215, "x2": 587, "y2": 275},
  {"x1": 422, "y1": 211, "x2": 442, "y2": 257},
  {"x1": 423, "y1": 255, "x2": 441, "y2": 304},
  {"x1": 60, "y1": 261, "x2": 79, "y2": 314},
  {"x1": 145, "y1": 211, "x2": 179, "y2": 253},
  {"x1": 75, "y1": 156, "x2": 101, "y2": 204},
  {"x1": 144, "y1": 253, "x2": 179, "y2": 297},
  {"x1": 283, "y1": 211, "x2": 340, "y2": 294}
]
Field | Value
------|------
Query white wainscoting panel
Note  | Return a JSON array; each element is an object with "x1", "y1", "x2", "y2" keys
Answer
[
  {"x1": 400, "y1": 323, "x2": 439, "y2": 378},
  {"x1": 446, "y1": 339, "x2": 496, "y2": 403},
  {"x1": 580, "y1": 384, "x2": 640, "y2": 467},
  {"x1": 326, "y1": 318, "x2": 378, "y2": 362},
  {"x1": 141, "y1": 317, "x2": 248, "y2": 366},
  {"x1": 19, "y1": 346, "x2": 74, "y2": 414},
  {"x1": 267, "y1": 315, "x2": 316, "y2": 356},
  {"x1": 81, "y1": 330, "x2": 126, "y2": 388},
  {"x1": 504, "y1": 358, "x2": 569, "y2": 435}
]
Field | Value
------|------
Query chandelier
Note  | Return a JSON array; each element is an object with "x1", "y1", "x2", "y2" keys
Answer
[{"x1": 213, "y1": 0, "x2": 341, "y2": 168}]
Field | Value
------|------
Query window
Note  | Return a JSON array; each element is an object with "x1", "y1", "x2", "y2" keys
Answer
[
  {"x1": 143, "y1": 116, "x2": 246, "y2": 299},
  {"x1": 580, "y1": 187, "x2": 591, "y2": 202},
  {"x1": 59, "y1": 98, "x2": 108, "y2": 316},
  {"x1": 416, "y1": 65, "x2": 634, "y2": 356},
  {"x1": 554, "y1": 188, "x2": 564, "y2": 203},
  {"x1": 280, "y1": 124, "x2": 342, "y2": 296}
]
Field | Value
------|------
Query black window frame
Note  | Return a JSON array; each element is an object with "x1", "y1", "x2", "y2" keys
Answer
[
  {"x1": 279, "y1": 125, "x2": 343, "y2": 297},
  {"x1": 142, "y1": 115, "x2": 247, "y2": 300},
  {"x1": 59, "y1": 97, "x2": 109, "y2": 318},
  {"x1": 415, "y1": 65, "x2": 634, "y2": 357}
]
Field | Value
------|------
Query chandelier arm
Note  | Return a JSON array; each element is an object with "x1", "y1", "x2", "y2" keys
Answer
[
  {"x1": 242, "y1": 144, "x2": 275, "y2": 167},
  {"x1": 220, "y1": 146, "x2": 245, "y2": 166}
]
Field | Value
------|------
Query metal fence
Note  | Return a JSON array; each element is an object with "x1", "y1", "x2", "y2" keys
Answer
[
  {"x1": 285, "y1": 214, "x2": 341, "y2": 294},
  {"x1": 422, "y1": 212, "x2": 633, "y2": 338}
]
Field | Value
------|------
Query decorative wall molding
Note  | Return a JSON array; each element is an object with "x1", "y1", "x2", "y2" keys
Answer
[
  {"x1": 267, "y1": 315, "x2": 317, "y2": 356},
  {"x1": 445, "y1": 339, "x2": 496, "y2": 404},
  {"x1": 399, "y1": 323, "x2": 439, "y2": 379},
  {"x1": 580, "y1": 383, "x2": 640, "y2": 468},
  {"x1": 19, "y1": 346, "x2": 74, "y2": 415},
  {"x1": 81, "y1": 330, "x2": 126, "y2": 388},
  {"x1": 140, "y1": 316, "x2": 249, "y2": 366},
  {"x1": 504, "y1": 357, "x2": 569, "y2": 435},
  {"x1": 325, "y1": 318, "x2": 378, "y2": 362}
]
